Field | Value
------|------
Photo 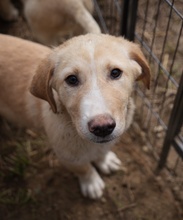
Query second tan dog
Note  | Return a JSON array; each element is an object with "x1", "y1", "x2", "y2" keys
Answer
[
  {"x1": 22, "y1": 0, "x2": 101, "y2": 45},
  {"x1": 0, "y1": 33, "x2": 150, "y2": 199}
]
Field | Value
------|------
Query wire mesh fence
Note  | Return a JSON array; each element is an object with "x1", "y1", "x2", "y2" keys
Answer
[{"x1": 93, "y1": 0, "x2": 183, "y2": 176}]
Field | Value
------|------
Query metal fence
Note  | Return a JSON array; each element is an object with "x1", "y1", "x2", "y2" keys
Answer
[{"x1": 93, "y1": 0, "x2": 183, "y2": 174}]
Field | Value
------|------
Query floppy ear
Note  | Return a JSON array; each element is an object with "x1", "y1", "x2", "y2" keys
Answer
[
  {"x1": 130, "y1": 47, "x2": 151, "y2": 89},
  {"x1": 30, "y1": 56, "x2": 57, "y2": 113}
]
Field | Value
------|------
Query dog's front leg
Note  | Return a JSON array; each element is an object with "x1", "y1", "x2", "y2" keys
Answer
[
  {"x1": 94, "y1": 151, "x2": 122, "y2": 175},
  {"x1": 63, "y1": 162, "x2": 105, "y2": 199}
]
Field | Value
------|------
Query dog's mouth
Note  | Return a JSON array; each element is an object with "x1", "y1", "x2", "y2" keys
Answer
[
  {"x1": 91, "y1": 135, "x2": 116, "y2": 144},
  {"x1": 98, "y1": 140, "x2": 111, "y2": 143},
  {"x1": 95, "y1": 139, "x2": 111, "y2": 144}
]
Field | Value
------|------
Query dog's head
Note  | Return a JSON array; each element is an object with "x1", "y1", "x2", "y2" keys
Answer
[{"x1": 30, "y1": 34, "x2": 150, "y2": 144}]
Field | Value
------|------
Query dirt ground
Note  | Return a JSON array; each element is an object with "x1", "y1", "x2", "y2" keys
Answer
[
  {"x1": 0, "y1": 2, "x2": 183, "y2": 220},
  {"x1": 0, "y1": 124, "x2": 182, "y2": 220}
]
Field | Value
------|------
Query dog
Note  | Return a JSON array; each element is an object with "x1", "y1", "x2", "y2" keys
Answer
[
  {"x1": 0, "y1": 0, "x2": 100, "y2": 45},
  {"x1": 22, "y1": 0, "x2": 101, "y2": 45},
  {"x1": 0, "y1": 33, "x2": 150, "y2": 199}
]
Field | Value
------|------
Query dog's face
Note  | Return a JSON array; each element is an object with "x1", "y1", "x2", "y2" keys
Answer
[{"x1": 30, "y1": 34, "x2": 150, "y2": 143}]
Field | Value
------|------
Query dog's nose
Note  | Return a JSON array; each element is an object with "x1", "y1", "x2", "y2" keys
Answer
[{"x1": 88, "y1": 115, "x2": 116, "y2": 137}]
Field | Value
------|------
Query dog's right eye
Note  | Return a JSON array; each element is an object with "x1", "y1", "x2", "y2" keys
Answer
[{"x1": 65, "y1": 75, "x2": 79, "y2": 86}]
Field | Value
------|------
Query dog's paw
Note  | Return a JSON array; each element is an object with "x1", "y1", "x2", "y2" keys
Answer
[
  {"x1": 78, "y1": 167, "x2": 105, "y2": 199},
  {"x1": 95, "y1": 151, "x2": 121, "y2": 175}
]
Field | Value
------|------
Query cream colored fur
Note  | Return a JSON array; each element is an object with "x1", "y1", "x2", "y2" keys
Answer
[{"x1": 0, "y1": 33, "x2": 150, "y2": 199}]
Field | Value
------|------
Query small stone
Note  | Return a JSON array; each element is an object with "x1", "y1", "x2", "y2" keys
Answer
[
  {"x1": 142, "y1": 145, "x2": 149, "y2": 153},
  {"x1": 101, "y1": 197, "x2": 106, "y2": 203},
  {"x1": 154, "y1": 125, "x2": 164, "y2": 133}
]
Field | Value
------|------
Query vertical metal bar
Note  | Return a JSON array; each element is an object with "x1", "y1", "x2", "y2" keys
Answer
[
  {"x1": 157, "y1": 72, "x2": 183, "y2": 171},
  {"x1": 120, "y1": 0, "x2": 138, "y2": 41},
  {"x1": 158, "y1": 21, "x2": 183, "y2": 118},
  {"x1": 153, "y1": 0, "x2": 175, "y2": 90},
  {"x1": 141, "y1": 0, "x2": 150, "y2": 43},
  {"x1": 120, "y1": 0, "x2": 128, "y2": 37},
  {"x1": 139, "y1": 0, "x2": 150, "y2": 122},
  {"x1": 148, "y1": 0, "x2": 161, "y2": 64}
]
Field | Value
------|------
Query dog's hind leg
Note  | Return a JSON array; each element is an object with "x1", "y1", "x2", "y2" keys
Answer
[{"x1": 71, "y1": 1, "x2": 101, "y2": 34}]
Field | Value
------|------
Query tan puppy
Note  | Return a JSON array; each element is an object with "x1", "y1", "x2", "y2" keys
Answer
[
  {"x1": 22, "y1": 0, "x2": 101, "y2": 45},
  {"x1": 0, "y1": 34, "x2": 150, "y2": 199}
]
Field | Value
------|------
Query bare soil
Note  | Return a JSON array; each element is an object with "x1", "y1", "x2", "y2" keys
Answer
[{"x1": 0, "y1": 124, "x2": 182, "y2": 220}]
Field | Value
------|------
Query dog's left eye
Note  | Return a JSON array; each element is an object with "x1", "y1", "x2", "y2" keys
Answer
[
  {"x1": 65, "y1": 75, "x2": 79, "y2": 86},
  {"x1": 110, "y1": 69, "x2": 123, "y2": 80}
]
